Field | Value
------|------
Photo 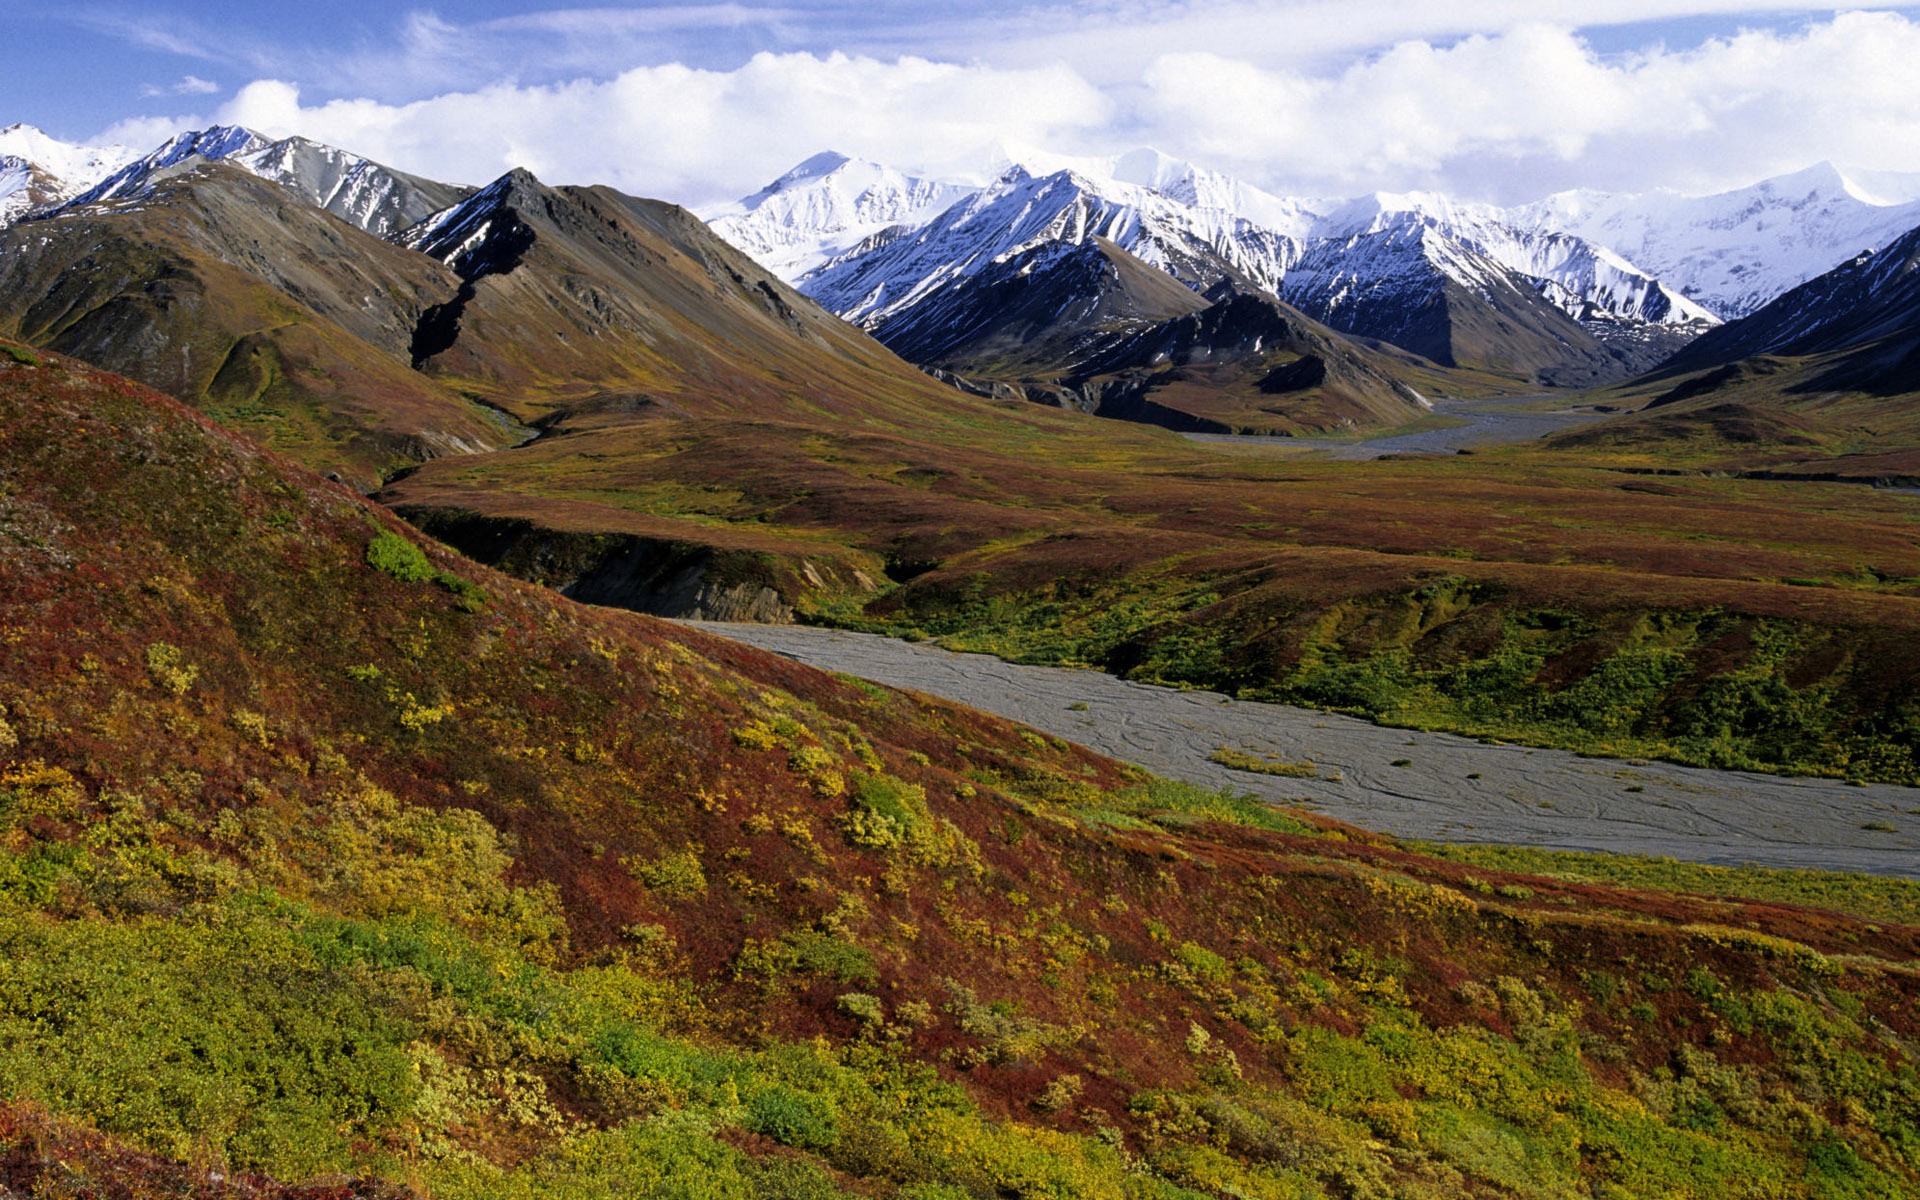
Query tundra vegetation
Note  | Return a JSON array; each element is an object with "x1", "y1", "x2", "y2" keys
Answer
[
  {"x1": 3, "y1": 346, "x2": 1920, "y2": 1197},
  {"x1": 382, "y1": 370, "x2": 1920, "y2": 786}
]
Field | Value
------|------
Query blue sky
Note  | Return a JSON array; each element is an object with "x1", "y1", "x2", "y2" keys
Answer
[{"x1": 13, "y1": 3, "x2": 1920, "y2": 205}]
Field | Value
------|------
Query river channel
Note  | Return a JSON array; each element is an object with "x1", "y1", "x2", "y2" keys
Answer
[
  {"x1": 686, "y1": 621, "x2": 1920, "y2": 878},
  {"x1": 1183, "y1": 393, "x2": 1612, "y2": 458}
]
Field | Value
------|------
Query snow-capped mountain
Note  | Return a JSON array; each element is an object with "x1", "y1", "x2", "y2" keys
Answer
[
  {"x1": 1311, "y1": 192, "x2": 1717, "y2": 330},
  {"x1": 801, "y1": 164, "x2": 1313, "y2": 329},
  {"x1": 736, "y1": 148, "x2": 1724, "y2": 383},
  {"x1": 1661, "y1": 216, "x2": 1920, "y2": 382},
  {"x1": 705, "y1": 152, "x2": 976, "y2": 281},
  {"x1": 47, "y1": 125, "x2": 467, "y2": 237},
  {"x1": 1277, "y1": 215, "x2": 1663, "y2": 382},
  {"x1": 788, "y1": 157, "x2": 1703, "y2": 382},
  {"x1": 61, "y1": 125, "x2": 269, "y2": 209},
  {"x1": 0, "y1": 124, "x2": 134, "y2": 227},
  {"x1": 1515, "y1": 163, "x2": 1920, "y2": 319}
]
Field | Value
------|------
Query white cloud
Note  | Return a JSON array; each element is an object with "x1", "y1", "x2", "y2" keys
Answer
[
  {"x1": 912, "y1": 0, "x2": 1920, "y2": 80},
  {"x1": 207, "y1": 53, "x2": 1112, "y2": 206},
  {"x1": 140, "y1": 75, "x2": 221, "y2": 99},
  {"x1": 88, "y1": 10, "x2": 1920, "y2": 207},
  {"x1": 1130, "y1": 11, "x2": 1920, "y2": 200}
]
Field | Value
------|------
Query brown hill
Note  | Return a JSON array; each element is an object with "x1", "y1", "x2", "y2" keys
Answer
[{"x1": 0, "y1": 162, "x2": 500, "y2": 485}]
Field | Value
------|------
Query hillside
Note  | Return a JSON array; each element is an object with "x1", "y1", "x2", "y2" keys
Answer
[
  {"x1": 0, "y1": 161, "x2": 501, "y2": 487},
  {"x1": 1549, "y1": 218, "x2": 1920, "y2": 478},
  {"x1": 6, "y1": 342, "x2": 1920, "y2": 1196}
]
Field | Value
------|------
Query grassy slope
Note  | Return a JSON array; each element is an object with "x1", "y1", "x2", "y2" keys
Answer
[
  {"x1": 5, "y1": 344, "x2": 1920, "y2": 1197},
  {"x1": 386, "y1": 372, "x2": 1920, "y2": 781}
]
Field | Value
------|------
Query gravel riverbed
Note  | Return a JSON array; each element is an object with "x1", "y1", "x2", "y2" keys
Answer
[{"x1": 687, "y1": 621, "x2": 1920, "y2": 878}]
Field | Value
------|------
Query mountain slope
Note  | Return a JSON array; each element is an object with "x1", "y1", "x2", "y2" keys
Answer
[
  {"x1": 1520, "y1": 162, "x2": 1920, "y2": 318},
  {"x1": 1556, "y1": 217, "x2": 1920, "y2": 472},
  {"x1": 1658, "y1": 219, "x2": 1920, "y2": 383},
  {"x1": 1036, "y1": 288, "x2": 1434, "y2": 433},
  {"x1": 6, "y1": 339, "x2": 1920, "y2": 1199},
  {"x1": 1279, "y1": 215, "x2": 1644, "y2": 384},
  {"x1": 1, "y1": 150, "x2": 1019, "y2": 490},
  {"x1": 54, "y1": 124, "x2": 467, "y2": 236},
  {"x1": 855, "y1": 234, "x2": 1210, "y2": 372},
  {"x1": 0, "y1": 160, "x2": 501, "y2": 485},
  {"x1": 392, "y1": 165, "x2": 997, "y2": 421}
]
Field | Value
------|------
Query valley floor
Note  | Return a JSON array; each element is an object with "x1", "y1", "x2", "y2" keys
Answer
[
  {"x1": 690, "y1": 620, "x2": 1920, "y2": 877},
  {"x1": 1180, "y1": 392, "x2": 1612, "y2": 459}
]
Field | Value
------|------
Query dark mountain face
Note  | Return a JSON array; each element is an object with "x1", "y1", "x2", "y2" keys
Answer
[
  {"x1": 1657, "y1": 221, "x2": 1920, "y2": 395},
  {"x1": 1028, "y1": 288, "x2": 1432, "y2": 434},
  {"x1": 865, "y1": 236, "x2": 1209, "y2": 372}
]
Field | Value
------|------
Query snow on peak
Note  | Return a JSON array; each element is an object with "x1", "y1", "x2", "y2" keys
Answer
[
  {"x1": 0, "y1": 125, "x2": 137, "y2": 227},
  {"x1": 58, "y1": 125, "x2": 273, "y2": 210},
  {"x1": 29, "y1": 125, "x2": 464, "y2": 237},
  {"x1": 1513, "y1": 163, "x2": 1920, "y2": 317},
  {"x1": 763, "y1": 151, "x2": 854, "y2": 193},
  {"x1": 706, "y1": 153, "x2": 978, "y2": 281}
]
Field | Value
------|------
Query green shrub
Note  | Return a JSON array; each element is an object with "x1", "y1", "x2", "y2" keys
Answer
[
  {"x1": 436, "y1": 571, "x2": 490, "y2": 611},
  {"x1": 746, "y1": 1086, "x2": 839, "y2": 1149},
  {"x1": 736, "y1": 929, "x2": 877, "y2": 987},
  {"x1": 626, "y1": 847, "x2": 708, "y2": 900},
  {"x1": 0, "y1": 913, "x2": 420, "y2": 1178},
  {"x1": 366, "y1": 531, "x2": 435, "y2": 583},
  {"x1": 144, "y1": 642, "x2": 199, "y2": 695}
]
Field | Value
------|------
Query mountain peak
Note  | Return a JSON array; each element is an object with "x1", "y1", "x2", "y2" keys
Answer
[
  {"x1": 709, "y1": 153, "x2": 980, "y2": 281},
  {"x1": 767, "y1": 151, "x2": 853, "y2": 192},
  {"x1": 54, "y1": 124, "x2": 270, "y2": 212},
  {"x1": 1761, "y1": 160, "x2": 1855, "y2": 198},
  {"x1": 1107, "y1": 147, "x2": 1198, "y2": 192},
  {"x1": 399, "y1": 167, "x2": 551, "y2": 280}
]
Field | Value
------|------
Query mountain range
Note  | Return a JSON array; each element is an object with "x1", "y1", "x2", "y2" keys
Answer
[
  {"x1": 713, "y1": 148, "x2": 1920, "y2": 387},
  {"x1": 9, "y1": 122, "x2": 1920, "y2": 398}
]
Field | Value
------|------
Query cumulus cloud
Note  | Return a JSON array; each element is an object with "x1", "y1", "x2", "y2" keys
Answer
[
  {"x1": 90, "y1": 10, "x2": 1920, "y2": 207},
  {"x1": 1131, "y1": 12, "x2": 1920, "y2": 200},
  {"x1": 197, "y1": 52, "x2": 1111, "y2": 207}
]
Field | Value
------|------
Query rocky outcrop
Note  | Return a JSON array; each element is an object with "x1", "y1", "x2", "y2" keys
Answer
[{"x1": 392, "y1": 507, "x2": 885, "y2": 622}]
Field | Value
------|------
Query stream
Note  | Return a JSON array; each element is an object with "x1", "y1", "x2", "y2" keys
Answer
[{"x1": 686, "y1": 621, "x2": 1920, "y2": 878}]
